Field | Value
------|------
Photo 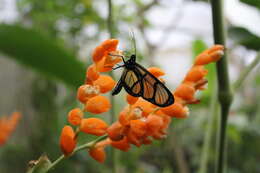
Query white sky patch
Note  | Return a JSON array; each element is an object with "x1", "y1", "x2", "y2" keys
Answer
[
  {"x1": 225, "y1": 0, "x2": 260, "y2": 36},
  {"x1": 0, "y1": 0, "x2": 18, "y2": 23}
]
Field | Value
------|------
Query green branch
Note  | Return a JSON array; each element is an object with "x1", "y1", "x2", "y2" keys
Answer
[
  {"x1": 210, "y1": 0, "x2": 233, "y2": 173},
  {"x1": 233, "y1": 51, "x2": 260, "y2": 92},
  {"x1": 46, "y1": 135, "x2": 107, "y2": 172}
]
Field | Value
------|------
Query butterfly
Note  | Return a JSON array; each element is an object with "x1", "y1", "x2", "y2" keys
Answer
[{"x1": 111, "y1": 53, "x2": 174, "y2": 107}]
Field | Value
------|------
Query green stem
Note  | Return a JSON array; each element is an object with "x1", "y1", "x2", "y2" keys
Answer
[
  {"x1": 210, "y1": 0, "x2": 233, "y2": 173},
  {"x1": 107, "y1": 0, "x2": 117, "y2": 172},
  {"x1": 199, "y1": 82, "x2": 218, "y2": 173},
  {"x1": 233, "y1": 51, "x2": 260, "y2": 92},
  {"x1": 46, "y1": 135, "x2": 107, "y2": 172}
]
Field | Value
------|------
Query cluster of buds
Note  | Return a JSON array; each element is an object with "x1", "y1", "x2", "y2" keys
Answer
[
  {"x1": 59, "y1": 39, "x2": 224, "y2": 163},
  {"x1": 0, "y1": 112, "x2": 21, "y2": 146}
]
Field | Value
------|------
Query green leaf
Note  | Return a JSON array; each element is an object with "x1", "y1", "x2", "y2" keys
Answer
[
  {"x1": 229, "y1": 26, "x2": 260, "y2": 50},
  {"x1": 192, "y1": 39, "x2": 207, "y2": 57},
  {"x1": 0, "y1": 24, "x2": 86, "y2": 87},
  {"x1": 26, "y1": 154, "x2": 51, "y2": 173},
  {"x1": 240, "y1": 0, "x2": 260, "y2": 9}
]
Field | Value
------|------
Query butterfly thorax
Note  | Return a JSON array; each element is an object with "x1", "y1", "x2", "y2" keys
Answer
[{"x1": 124, "y1": 54, "x2": 136, "y2": 69}]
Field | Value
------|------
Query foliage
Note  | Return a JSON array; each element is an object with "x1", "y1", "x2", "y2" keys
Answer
[
  {"x1": 0, "y1": 24, "x2": 85, "y2": 87},
  {"x1": 229, "y1": 26, "x2": 260, "y2": 50}
]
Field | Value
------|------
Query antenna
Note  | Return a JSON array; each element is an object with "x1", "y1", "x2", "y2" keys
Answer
[{"x1": 130, "y1": 29, "x2": 137, "y2": 55}]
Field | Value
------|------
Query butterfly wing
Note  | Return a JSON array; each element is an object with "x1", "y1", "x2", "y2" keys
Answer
[
  {"x1": 111, "y1": 68, "x2": 142, "y2": 97},
  {"x1": 134, "y1": 63, "x2": 174, "y2": 107}
]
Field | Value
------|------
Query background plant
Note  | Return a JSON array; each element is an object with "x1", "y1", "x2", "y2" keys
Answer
[{"x1": 0, "y1": 0, "x2": 259, "y2": 173}]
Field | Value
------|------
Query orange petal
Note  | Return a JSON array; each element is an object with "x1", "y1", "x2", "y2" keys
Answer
[
  {"x1": 147, "y1": 67, "x2": 165, "y2": 78},
  {"x1": 89, "y1": 147, "x2": 106, "y2": 163},
  {"x1": 184, "y1": 65, "x2": 208, "y2": 83},
  {"x1": 107, "y1": 121, "x2": 124, "y2": 141},
  {"x1": 60, "y1": 126, "x2": 76, "y2": 156},
  {"x1": 80, "y1": 118, "x2": 108, "y2": 136},
  {"x1": 86, "y1": 64, "x2": 100, "y2": 82},
  {"x1": 111, "y1": 137, "x2": 130, "y2": 152},
  {"x1": 77, "y1": 84, "x2": 99, "y2": 104},
  {"x1": 0, "y1": 112, "x2": 21, "y2": 146},
  {"x1": 146, "y1": 115, "x2": 163, "y2": 136},
  {"x1": 92, "y1": 46, "x2": 106, "y2": 63},
  {"x1": 104, "y1": 50, "x2": 123, "y2": 65},
  {"x1": 160, "y1": 102, "x2": 188, "y2": 118},
  {"x1": 85, "y1": 95, "x2": 111, "y2": 114},
  {"x1": 68, "y1": 108, "x2": 83, "y2": 126},
  {"x1": 94, "y1": 75, "x2": 116, "y2": 93},
  {"x1": 118, "y1": 107, "x2": 130, "y2": 126},
  {"x1": 208, "y1": 45, "x2": 224, "y2": 54},
  {"x1": 129, "y1": 119, "x2": 147, "y2": 137},
  {"x1": 95, "y1": 57, "x2": 113, "y2": 72},
  {"x1": 101, "y1": 39, "x2": 119, "y2": 52},
  {"x1": 174, "y1": 83, "x2": 196, "y2": 101},
  {"x1": 132, "y1": 98, "x2": 154, "y2": 117},
  {"x1": 126, "y1": 94, "x2": 139, "y2": 105}
]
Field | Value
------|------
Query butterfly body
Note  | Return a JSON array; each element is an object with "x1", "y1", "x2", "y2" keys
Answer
[{"x1": 112, "y1": 55, "x2": 174, "y2": 107}]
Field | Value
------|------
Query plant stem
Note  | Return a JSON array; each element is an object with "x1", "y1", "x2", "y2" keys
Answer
[
  {"x1": 233, "y1": 51, "x2": 260, "y2": 92},
  {"x1": 46, "y1": 135, "x2": 107, "y2": 172},
  {"x1": 199, "y1": 82, "x2": 218, "y2": 173},
  {"x1": 210, "y1": 0, "x2": 233, "y2": 173},
  {"x1": 107, "y1": 0, "x2": 117, "y2": 172}
]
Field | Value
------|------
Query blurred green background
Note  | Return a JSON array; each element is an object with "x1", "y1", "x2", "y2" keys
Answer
[{"x1": 0, "y1": 0, "x2": 259, "y2": 173}]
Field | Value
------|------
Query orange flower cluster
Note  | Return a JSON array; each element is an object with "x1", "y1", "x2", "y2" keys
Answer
[
  {"x1": 60, "y1": 39, "x2": 122, "y2": 156},
  {"x1": 0, "y1": 112, "x2": 21, "y2": 146},
  {"x1": 59, "y1": 39, "x2": 224, "y2": 163}
]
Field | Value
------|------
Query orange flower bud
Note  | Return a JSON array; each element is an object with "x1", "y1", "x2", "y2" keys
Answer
[
  {"x1": 209, "y1": 50, "x2": 224, "y2": 62},
  {"x1": 80, "y1": 118, "x2": 108, "y2": 136},
  {"x1": 174, "y1": 83, "x2": 196, "y2": 101},
  {"x1": 111, "y1": 137, "x2": 130, "y2": 151},
  {"x1": 68, "y1": 108, "x2": 83, "y2": 126},
  {"x1": 92, "y1": 46, "x2": 106, "y2": 63},
  {"x1": 208, "y1": 45, "x2": 224, "y2": 54},
  {"x1": 60, "y1": 126, "x2": 76, "y2": 156},
  {"x1": 95, "y1": 57, "x2": 113, "y2": 72},
  {"x1": 77, "y1": 85, "x2": 99, "y2": 104},
  {"x1": 194, "y1": 53, "x2": 212, "y2": 65},
  {"x1": 147, "y1": 67, "x2": 165, "y2": 78},
  {"x1": 126, "y1": 94, "x2": 139, "y2": 105},
  {"x1": 132, "y1": 99, "x2": 154, "y2": 117},
  {"x1": 94, "y1": 75, "x2": 116, "y2": 93},
  {"x1": 107, "y1": 121, "x2": 124, "y2": 141},
  {"x1": 89, "y1": 147, "x2": 106, "y2": 163},
  {"x1": 101, "y1": 39, "x2": 119, "y2": 52},
  {"x1": 118, "y1": 108, "x2": 130, "y2": 126},
  {"x1": 184, "y1": 66, "x2": 208, "y2": 83},
  {"x1": 85, "y1": 95, "x2": 111, "y2": 114},
  {"x1": 86, "y1": 64, "x2": 100, "y2": 82},
  {"x1": 104, "y1": 50, "x2": 123, "y2": 65},
  {"x1": 161, "y1": 102, "x2": 188, "y2": 118},
  {"x1": 146, "y1": 115, "x2": 163, "y2": 136},
  {"x1": 129, "y1": 119, "x2": 147, "y2": 137},
  {"x1": 194, "y1": 45, "x2": 224, "y2": 65},
  {"x1": 0, "y1": 112, "x2": 21, "y2": 146}
]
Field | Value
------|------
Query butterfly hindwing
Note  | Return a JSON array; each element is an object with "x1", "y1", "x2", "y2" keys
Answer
[{"x1": 134, "y1": 63, "x2": 174, "y2": 107}]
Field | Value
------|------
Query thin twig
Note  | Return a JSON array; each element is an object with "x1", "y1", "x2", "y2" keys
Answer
[
  {"x1": 46, "y1": 135, "x2": 108, "y2": 172},
  {"x1": 233, "y1": 51, "x2": 260, "y2": 92}
]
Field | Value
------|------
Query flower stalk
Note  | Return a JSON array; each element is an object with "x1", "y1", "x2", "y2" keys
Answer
[
  {"x1": 210, "y1": 0, "x2": 233, "y2": 173},
  {"x1": 46, "y1": 135, "x2": 107, "y2": 172}
]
